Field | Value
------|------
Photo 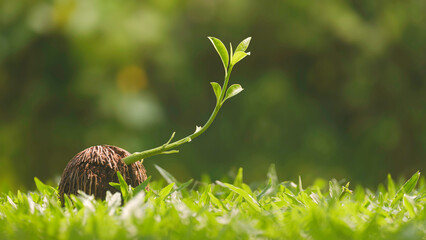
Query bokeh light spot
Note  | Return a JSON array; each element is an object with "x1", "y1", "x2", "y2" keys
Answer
[{"x1": 116, "y1": 65, "x2": 148, "y2": 93}]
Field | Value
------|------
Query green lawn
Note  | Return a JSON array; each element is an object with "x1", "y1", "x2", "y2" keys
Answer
[{"x1": 1, "y1": 165, "x2": 424, "y2": 240}]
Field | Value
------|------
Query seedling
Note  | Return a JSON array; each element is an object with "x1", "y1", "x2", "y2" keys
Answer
[{"x1": 58, "y1": 36, "x2": 252, "y2": 200}]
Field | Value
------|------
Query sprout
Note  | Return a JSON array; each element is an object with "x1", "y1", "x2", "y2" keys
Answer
[{"x1": 58, "y1": 37, "x2": 252, "y2": 201}]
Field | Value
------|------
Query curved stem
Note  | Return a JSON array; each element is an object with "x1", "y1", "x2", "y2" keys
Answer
[{"x1": 123, "y1": 68, "x2": 233, "y2": 165}]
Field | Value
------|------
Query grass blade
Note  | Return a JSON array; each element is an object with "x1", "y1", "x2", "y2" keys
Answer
[
  {"x1": 387, "y1": 174, "x2": 396, "y2": 199},
  {"x1": 116, "y1": 171, "x2": 129, "y2": 201},
  {"x1": 233, "y1": 167, "x2": 243, "y2": 187},
  {"x1": 133, "y1": 176, "x2": 151, "y2": 195},
  {"x1": 175, "y1": 179, "x2": 193, "y2": 192},
  {"x1": 257, "y1": 178, "x2": 273, "y2": 200},
  {"x1": 217, "y1": 181, "x2": 261, "y2": 212},
  {"x1": 391, "y1": 171, "x2": 420, "y2": 207},
  {"x1": 155, "y1": 164, "x2": 179, "y2": 188},
  {"x1": 159, "y1": 183, "x2": 175, "y2": 200}
]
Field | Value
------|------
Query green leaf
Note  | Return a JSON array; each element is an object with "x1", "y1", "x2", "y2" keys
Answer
[
  {"x1": 159, "y1": 183, "x2": 175, "y2": 200},
  {"x1": 109, "y1": 182, "x2": 121, "y2": 191},
  {"x1": 7, "y1": 196, "x2": 17, "y2": 209},
  {"x1": 233, "y1": 167, "x2": 243, "y2": 187},
  {"x1": 392, "y1": 171, "x2": 420, "y2": 207},
  {"x1": 34, "y1": 177, "x2": 57, "y2": 195},
  {"x1": 403, "y1": 194, "x2": 416, "y2": 218},
  {"x1": 199, "y1": 192, "x2": 209, "y2": 206},
  {"x1": 298, "y1": 176, "x2": 303, "y2": 192},
  {"x1": 257, "y1": 178, "x2": 273, "y2": 200},
  {"x1": 16, "y1": 190, "x2": 24, "y2": 205},
  {"x1": 208, "y1": 37, "x2": 229, "y2": 73},
  {"x1": 267, "y1": 164, "x2": 278, "y2": 187},
  {"x1": 222, "y1": 84, "x2": 243, "y2": 104},
  {"x1": 329, "y1": 180, "x2": 340, "y2": 200},
  {"x1": 217, "y1": 181, "x2": 261, "y2": 212},
  {"x1": 63, "y1": 194, "x2": 74, "y2": 213},
  {"x1": 133, "y1": 176, "x2": 151, "y2": 195},
  {"x1": 116, "y1": 171, "x2": 129, "y2": 201},
  {"x1": 175, "y1": 179, "x2": 193, "y2": 192},
  {"x1": 339, "y1": 182, "x2": 353, "y2": 200},
  {"x1": 210, "y1": 82, "x2": 221, "y2": 102},
  {"x1": 231, "y1": 51, "x2": 250, "y2": 66},
  {"x1": 387, "y1": 174, "x2": 396, "y2": 199},
  {"x1": 208, "y1": 192, "x2": 228, "y2": 211},
  {"x1": 284, "y1": 192, "x2": 304, "y2": 206},
  {"x1": 34, "y1": 177, "x2": 48, "y2": 193},
  {"x1": 235, "y1": 37, "x2": 251, "y2": 52},
  {"x1": 229, "y1": 42, "x2": 233, "y2": 64},
  {"x1": 155, "y1": 164, "x2": 178, "y2": 188}
]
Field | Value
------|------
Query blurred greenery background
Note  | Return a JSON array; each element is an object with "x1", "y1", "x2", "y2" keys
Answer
[{"x1": 1, "y1": 0, "x2": 425, "y2": 191}]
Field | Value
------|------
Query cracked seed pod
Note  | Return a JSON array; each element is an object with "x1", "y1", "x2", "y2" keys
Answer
[{"x1": 58, "y1": 145, "x2": 147, "y2": 203}]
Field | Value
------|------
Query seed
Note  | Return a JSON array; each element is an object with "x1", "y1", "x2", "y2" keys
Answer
[{"x1": 58, "y1": 145, "x2": 147, "y2": 203}]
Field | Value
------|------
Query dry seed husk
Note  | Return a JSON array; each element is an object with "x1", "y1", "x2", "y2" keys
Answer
[{"x1": 58, "y1": 145, "x2": 147, "y2": 203}]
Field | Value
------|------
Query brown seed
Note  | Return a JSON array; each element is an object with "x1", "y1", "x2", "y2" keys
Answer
[{"x1": 58, "y1": 145, "x2": 147, "y2": 203}]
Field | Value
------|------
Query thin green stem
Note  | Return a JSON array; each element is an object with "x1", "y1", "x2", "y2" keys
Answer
[
  {"x1": 219, "y1": 66, "x2": 233, "y2": 105},
  {"x1": 123, "y1": 68, "x2": 233, "y2": 165}
]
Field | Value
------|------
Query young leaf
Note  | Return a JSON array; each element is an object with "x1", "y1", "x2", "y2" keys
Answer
[
  {"x1": 231, "y1": 51, "x2": 250, "y2": 66},
  {"x1": 222, "y1": 84, "x2": 243, "y2": 104},
  {"x1": 159, "y1": 183, "x2": 175, "y2": 200},
  {"x1": 208, "y1": 37, "x2": 229, "y2": 73},
  {"x1": 229, "y1": 42, "x2": 233, "y2": 63},
  {"x1": 210, "y1": 82, "x2": 222, "y2": 102},
  {"x1": 116, "y1": 171, "x2": 129, "y2": 201},
  {"x1": 133, "y1": 176, "x2": 151, "y2": 195},
  {"x1": 235, "y1": 37, "x2": 252, "y2": 52},
  {"x1": 109, "y1": 182, "x2": 121, "y2": 191}
]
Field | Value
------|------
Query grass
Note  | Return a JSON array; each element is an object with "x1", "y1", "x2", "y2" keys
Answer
[{"x1": 0, "y1": 165, "x2": 425, "y2": 240}]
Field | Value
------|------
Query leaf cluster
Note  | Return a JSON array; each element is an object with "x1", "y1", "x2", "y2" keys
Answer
[{"x1": 208, "y1": 37, "x2": 251, "y2": 105}]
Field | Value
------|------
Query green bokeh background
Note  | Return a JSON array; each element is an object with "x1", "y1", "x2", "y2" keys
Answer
[{"x1": 1, "y1": 0, "x2": 425, "y2": 191}]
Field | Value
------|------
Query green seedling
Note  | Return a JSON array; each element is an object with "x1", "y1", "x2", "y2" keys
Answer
[
  {"x1": 122, "y1": 36, "x2": 251, "y2": 164},
  {"x1": 58, "y1": 37, "x2": 252, "y2": 201}
]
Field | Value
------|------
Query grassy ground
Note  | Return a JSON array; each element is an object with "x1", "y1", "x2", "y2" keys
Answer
[{"x1": 0, "y1": 165, "x2": 425, "y2": 240}]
